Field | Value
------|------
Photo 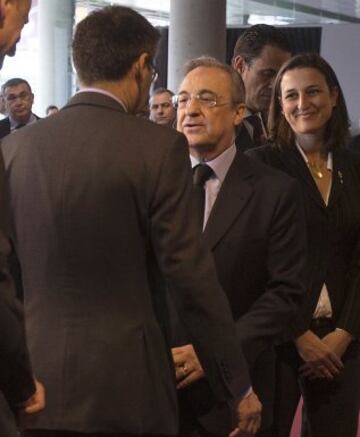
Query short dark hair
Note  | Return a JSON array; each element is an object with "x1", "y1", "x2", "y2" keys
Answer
[
  {"x1": 72, "y1": 6, "x2": 161, "y2": 85},
  {"x1": 268, "y1": 52, "x2": 350, "y2": 151},
  {"x1": 46, "y1": 105, "x2": 59, "y2": 114},
  {"x1": 2, "y1": 77, "x2": 32, "y2": 94},
  {"x1": 151, "y1": 88, "x2": 174, "y2": 98},
  {"x1": 184, "y1": 56, "x2": 245, "y2": 106},
  {"x1": 232, "y1": 24, "x2": 291, "y2": 66}
]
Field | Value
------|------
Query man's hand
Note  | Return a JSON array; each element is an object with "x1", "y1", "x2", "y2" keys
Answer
[
  {"x1": 229, "y1": 391, "x2": 262, "y2": 437},
  {"x1": 322, "y1": 329, "x2": 353, "y2": 359},
  {"x1": 18, "y1": 379, "x2": 45, "y2": 414},
  {"x1": 172, "y1": 344, "x2": 205, "y2": 389},
  {"x1": 295, "y1": 330, "x2": 343, "y2": 379}
]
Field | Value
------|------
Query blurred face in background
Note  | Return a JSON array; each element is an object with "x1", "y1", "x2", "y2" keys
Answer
[
  {"x1": 149, "y1": 91, "x2": 176, "y2": 126},
  {"x1": 3, "y1": 81, "x2": 34, "y2": 123}
]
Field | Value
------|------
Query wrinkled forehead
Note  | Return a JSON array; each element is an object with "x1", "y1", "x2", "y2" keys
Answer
[{"x1": 180, "y1": 66, "x2": 232, "y2": 96}]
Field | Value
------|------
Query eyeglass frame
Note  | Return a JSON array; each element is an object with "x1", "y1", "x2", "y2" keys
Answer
[
  {"x1": 172, "y1": 91, "x2": 234, "y2": 109},
  {"x1": 4, "y1": 91, "x2": 33, "y2": 104},
  {"x1": 150, "y1": 62, "x2": 158, "y2": 83}
]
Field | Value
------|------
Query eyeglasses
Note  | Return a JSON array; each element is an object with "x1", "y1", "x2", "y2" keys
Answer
[
  {"x1": 150, "y1": 62, "x2": 158, "y2": 83},
  {"x1": 5, "y1": 92, "x2": 32, "y2": 104},
  {"x1": 172, "y1": 91, "x2": 231, "y2": 109}
]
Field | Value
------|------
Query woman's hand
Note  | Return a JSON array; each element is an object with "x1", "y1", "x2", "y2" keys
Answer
[
  {"x1": 295, "y1": 330, "x2": 343, "y2": 379},
  {"x1": 321, "y1": 329, "x2": 353, "y2": 359}
]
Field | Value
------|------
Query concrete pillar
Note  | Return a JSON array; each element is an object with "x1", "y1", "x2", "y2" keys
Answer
[
  {"x1": 168, "y1": 0, "x2": 226, "y2": 92},
  {"x1": 38, "y1": 0, "x2": 74, "y2": 114}
]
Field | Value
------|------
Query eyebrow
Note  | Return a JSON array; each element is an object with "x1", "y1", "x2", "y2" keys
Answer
[{"x1": 177, "y1": 88, "x2": 215, "y2": 95}]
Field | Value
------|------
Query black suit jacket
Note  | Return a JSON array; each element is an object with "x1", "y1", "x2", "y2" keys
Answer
[
  {"x1": 0, "y1": 115, "x2": 40, "y2": 140},
  {"x1": 235, "y1": 123, "x2": 256, "y2": 152},
  {"x1": 1, "y1": 92, "x2": 250, "y2": 434},
  {"x1": 0, "y1": 118, "x2": 10, "y2": 139},
  {"x1": 173, "y1": 150, "x2": 307, "y2": 434},
  {"x1": 0, "y1": 152, "x2": 35, "y2": 435},
  {"x1": 247, "y1": 144, "x2": 360, "y2": 339}
]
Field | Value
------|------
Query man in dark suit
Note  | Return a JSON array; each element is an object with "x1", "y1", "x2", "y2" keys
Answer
[
  {"x1": 0, "y1": 78, "x2": 39, "y2": 139},
  {"x1": 2, "y1": 6, "x2": 262, "y2": 437},
  {"x1": 231, "y1": 25, "x2": 291, "y2": 152},
  {"x1": 0, "y1": 1, "x2": 45, "y2": 435},
  {"x1": 171, "y1": 56, "x2": 306, "y2": 436}
]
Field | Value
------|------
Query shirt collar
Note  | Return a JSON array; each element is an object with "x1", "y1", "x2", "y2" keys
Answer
[
  {"x1": 10, "y1": 113, "x2": 37, "y2": 131},
  {"x1": 77, "y1": 87, "x2": 128, "y2": 112},
  {"x1": 295, "y1": 142, "x2": 333, "y2": 171},
  {"x1": 190, "y1": 144, "x2": 236, "y2": 184}
]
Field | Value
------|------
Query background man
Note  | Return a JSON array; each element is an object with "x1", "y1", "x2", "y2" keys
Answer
[
  {"x1": 171, "y1": 57, "x2": 306, "y2": 437},
  {"x1": 232, "y1": 24, "x2": 291, "y2": 151},
  {"x1": 45, "y1": 105, "x2": 59, "y2": 116},
  {"x1": 149, "y1": 87, "x2": 176, "y2": 126},
  {"x1": 0, "y1": 0, "x2": 45, "y2": 435},
  {"x1": 2, "y1": 6, "x2": 261, "y2": 437},
  {"x1": 0, "y1": 78, "x2": 39, "y2": 138}
]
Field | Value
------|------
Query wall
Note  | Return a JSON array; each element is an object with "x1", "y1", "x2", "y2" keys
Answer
[{"x1": 321, "y1": 24, "x2": 360, "y2": 135}]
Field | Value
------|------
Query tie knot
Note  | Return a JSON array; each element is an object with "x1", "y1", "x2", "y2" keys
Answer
[{"x1": 193, "y1": 164, "x2": 214, "y2": 186}]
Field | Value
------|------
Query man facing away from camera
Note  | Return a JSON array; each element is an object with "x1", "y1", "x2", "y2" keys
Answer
[{"x1": 1, "y1": 6, "x2": 262, "y2": 437}]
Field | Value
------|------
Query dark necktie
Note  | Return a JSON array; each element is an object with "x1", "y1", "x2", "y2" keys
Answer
[
  {"x1": 246, "y1": 114, "x2": 266, "y2": 147},
  {"x1": 192, "y1": 164, "x2": 214, "y2": 229}
]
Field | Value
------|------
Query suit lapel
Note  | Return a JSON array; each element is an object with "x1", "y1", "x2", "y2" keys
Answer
[
  {"x1": 328, "y1": 149, "x2": 344, "y2": 208},
  {"x1": 279, "y1": 144, "x2": 326, "y2": 210},
  {"x1": 203, "y1": 151, "x2": 254, "y2": 250}
]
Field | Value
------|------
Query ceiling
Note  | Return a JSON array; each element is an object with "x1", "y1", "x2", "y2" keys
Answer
[{"x1": 76, "y1": 0, "x2": 360, "y2": 26}]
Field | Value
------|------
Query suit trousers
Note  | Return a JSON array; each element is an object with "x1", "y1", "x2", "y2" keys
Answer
[{"x1": 270, "y1": 319, "x2": 360, "y2": 437}]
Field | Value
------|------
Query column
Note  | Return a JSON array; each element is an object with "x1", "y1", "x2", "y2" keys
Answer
[
  {"x1": 38, "y1": 0, "x2": 74, "y2": 114},
  {"x1": 168, "y1": 0, "x2": 226, "y2": 92}
]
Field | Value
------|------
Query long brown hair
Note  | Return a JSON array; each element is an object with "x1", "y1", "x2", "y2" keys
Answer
[{"x1": 268, "y1": 53, "x2": 350, "y2": 150}]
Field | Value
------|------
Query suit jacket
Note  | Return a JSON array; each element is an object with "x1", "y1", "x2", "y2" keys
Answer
[
  {"x1": 173, "y1": 150, "x2": 307, "y2": 434},
  {"x1": 247, "y1": 143, "x2": 360, "y2": 339},
  {"x1": 235, "y1": 123, "x2": 256, "y2": 152},
  {"x1": 0, "y1": 152, "x2": 35, "y2": 436},
  {"x1": 1, "y1": 91, "x2": 250, "y2": 434},
  {"x1": 0, "y1": 115, "x2": 40, "y2": 140}
]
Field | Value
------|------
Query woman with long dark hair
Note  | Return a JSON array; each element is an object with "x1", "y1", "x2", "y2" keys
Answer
[{"x1": 248, "y1": 53, "x2": 360, "y2": 437}]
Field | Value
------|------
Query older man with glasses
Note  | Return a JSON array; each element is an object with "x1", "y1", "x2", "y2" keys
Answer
[
  {"x1": 0, "y1": 78, "x2": 39, "y2": 138},
  {"x1": 169, "y1": 56, "x2": 307, "y2": 437}
]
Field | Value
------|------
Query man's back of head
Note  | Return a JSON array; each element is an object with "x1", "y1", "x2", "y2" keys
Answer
[
  {"x1": 72, "y1": 5, "x2": 160, "y2": 115},
  {"x1": 232, "y1": 24, "x2": 291, "y2": 118}
]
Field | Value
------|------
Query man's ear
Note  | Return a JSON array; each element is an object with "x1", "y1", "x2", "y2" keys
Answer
[
  {"x1": 132, "y1": 52, "x2": 150, "y2": 80},
  {"x1": 233, "y1": 103, "x2": 246, "y2": 127},
  {"x1": 232, "y1": 55, "x2": 247, "y2": 75}
]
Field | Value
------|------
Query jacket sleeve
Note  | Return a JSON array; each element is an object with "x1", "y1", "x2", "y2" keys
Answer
[
  {"x1": 0, "y1": 149, "x2": 35, "y2": 406},
  {"x1": 150, "y1": 133, "x2": 251, "y2": 403},
  {"x1": 235, "y1": 176, "x2": 308, "y2": 364}
]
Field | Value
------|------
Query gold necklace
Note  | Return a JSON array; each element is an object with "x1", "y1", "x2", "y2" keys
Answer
[{"x1": 307, "y1": 160, "x2": 326, "y2": 179}]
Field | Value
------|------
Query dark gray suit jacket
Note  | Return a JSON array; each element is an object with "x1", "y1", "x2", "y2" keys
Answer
[
  {"x1": 0, "y1": 152, "x2": 35, "y2": 436},
  {"x1": 173, "y1": 151, "x2": 307, "y2": 434},
  {"x1": 1, "y1": 92, "x2": 250, "y2": 434}
]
